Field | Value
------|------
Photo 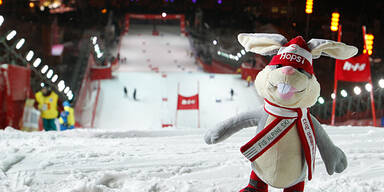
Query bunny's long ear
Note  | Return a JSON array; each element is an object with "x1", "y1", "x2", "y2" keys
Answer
[
  {"x1": 307, "y1": 39, "x2": 358, "y2": 60},
  {"x1": 237, "y1": 33, "x2": 288, "y2": 56}
]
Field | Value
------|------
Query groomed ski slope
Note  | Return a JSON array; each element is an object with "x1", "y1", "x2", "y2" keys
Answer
[
  {"x1": 117, "y1": 24, "x2": 200, "y2": 73},
  {"x1": 98, "y1": 24, "x2": 262, "y2": 130},
  {"x1": 0, "y1": 24, "x2": 384, "y2": 192},
  {"x1": 97, "y1": 72, "x2": 262, "y2": 130}
]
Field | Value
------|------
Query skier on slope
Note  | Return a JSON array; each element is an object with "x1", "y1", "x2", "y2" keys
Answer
[
  {"x1": 124, "y1": 86, "x2": 128, "y2": 98},
  {"x1": 133, "y1": 88, "x2": 137, "y2": 101}
]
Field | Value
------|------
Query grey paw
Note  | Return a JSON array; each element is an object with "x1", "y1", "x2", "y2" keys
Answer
[
  {"x1": 326, "y1": 147, "x2": 348, "y2": 175},
  {"x1": 335, "y1": 148, "x2": 348, "y2": 173},
  {"x1": 204, "y1": 131, "x2": 219, "y2": 145}
]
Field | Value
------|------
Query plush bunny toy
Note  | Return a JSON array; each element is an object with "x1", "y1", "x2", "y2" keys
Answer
[{"x1": 204, "y1": 34, "x2": 358, "y2": 192}]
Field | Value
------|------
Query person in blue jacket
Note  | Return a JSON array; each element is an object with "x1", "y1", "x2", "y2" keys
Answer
[{"x1": 59, "y1": 101, "x2": 75, "y2": 130}]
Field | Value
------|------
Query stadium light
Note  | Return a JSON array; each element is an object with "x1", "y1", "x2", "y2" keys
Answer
[
  {"x1": 58, "y1": 80, "x2": 65, "y2": 92},
  {"x1": 26, "y1": 50, "x2": 34, "y2": 61},
  {"x1": 92, "y1": 36, "x2": 97, "y2": 45},
  {"x1": 354, "y1": 86, "x2": 361, "y2": 95},
  {"x1": 97, "y1": 52, "x2": 103, "y2": 58},
  {"x1": 365, "y1": 83, "x2": 372, "y2": 92},
  {"x1": 364, "y1": 34, "x2": 374, "y2": 55},
  {"x1": 237, "y1": 53, "x2": 242, "y2": 58},
  {"x1": 29, "y1": 2, "x2": 35, "y2": 8},
  {"x1": 331, "y1": 93, "x2": 335, "y2": 99},
  {"x1": 94, "y1": 44, "x2": 100, "y2": 53},
  {"x1": 40, "y1": 82, "x2": 45, "y2": 87},
  {"x1": 33, "y1": 58, "x2": 41, "y2": 67},
  {"x1": 305, "y1": 0, "x2": 313, "y2": 14},
  {"x1": 0, "y1": 15, "x2": 4, "y2": 27},
  {"x1": 212, "y1": 40, "x2": 217, "y2": 45},
  {"x1": 15, "y1": 38, "x2": 25, "y2": 50},
  {"x1": 330, "y1": 12, "x2": 340, "y2": 32},
  {"x1": 64, "y1": 86, "x2": 70, "y2": 94},
  {"x1": 241, "y1": 49, "x2": 246, "y2": 55},
  {"x1": 340, "y1": 89, "x2": 348, "y2": 97},
  {"x1": 67, "y1": 90, "x2": 72, "y2": 98},
  {"x1": 41, "y1": 65, "x2": 48, "y2": 74},
  {"x1": 318, "y1": 96, "x2": 324, "y2": 104},
  {"x1": 46, "y1": 69, "x2": 53, "y2": 79},
  {"x1": 6, "y1": 30, "x2": 17, "y2": 41},
  {"x1": 379, "y1": 79, "x2": 384, "y2": 88},
  {"x1": 51, "y1": 74, "x2": 58, "y2": 83},
  {"x1": 67, "y1": 91, "x2": 73, "y2": 100},
  {"x1": 162, "y1": 12, "x2": 167, "y2": 18}
]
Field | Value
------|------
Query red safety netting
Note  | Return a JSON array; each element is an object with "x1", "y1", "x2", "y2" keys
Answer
[{"x1": 74, "y1": 54, "x2": 102, "y2": 128}]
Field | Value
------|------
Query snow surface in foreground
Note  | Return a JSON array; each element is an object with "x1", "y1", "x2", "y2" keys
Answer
[{"x1": 1, "y1": 126, "x2": 384, "y2": 192}]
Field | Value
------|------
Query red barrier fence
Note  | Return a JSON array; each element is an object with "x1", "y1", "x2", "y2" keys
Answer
[
  {"x1": 0, "y1": 53, "x2": 108, "y2": 129},
  {"x1": 91, "y1": 80, "x2": 101, "y2": 128},
  {"x1": 124, "y1": 13, "x2": 186, "y2": 35},
  {"x1": 90, "y1": 65, "x2": 112, "y2": 80},
  {"x1": 75, "y1": 52, "x2": 112, "y2": 128},
  {"x1": 0, "y1": 64, "x2": 31, "y2": 129},
  {"x1": 196, "y1": 57, "x2": 237, "y2": 74},
  {"x1": 74, "y1": 54, "x2": 96, "y2": 128},
  {"x1": 241, "y1": 63, "x2": 262, "y2": 81}
]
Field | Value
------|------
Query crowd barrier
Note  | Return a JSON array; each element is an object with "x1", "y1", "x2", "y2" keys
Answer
[
  {"x1": 0, "y1": 64, "x2": 31, "y2": 129},
  {"x1": 91, "y1": 65, "x2": 112, "y2": 80},
  {"x1": 75, "y1": 54, "x2": 98, "y2": 128},
  {"x1": 196, "y1": 57, "x2": 236, "y2": 74},
  {"x1": 240, "y1": 63, "x2": 261, "y2": 81}
]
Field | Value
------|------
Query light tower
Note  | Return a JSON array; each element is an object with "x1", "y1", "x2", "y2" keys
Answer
[{"x1": 330, "y1": 12, "x2": 340, "y2": 32}]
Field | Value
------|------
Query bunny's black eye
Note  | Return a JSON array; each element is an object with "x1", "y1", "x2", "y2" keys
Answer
[
  {"x1": 269, "y1": 64, "x2": 284, "y2": 70},
  {"x1": 297, "y1": 68, "x2": 312, "y2": 78},
  {"x1": 269, "y1": 65, "x2": 281, "y2": 69}
]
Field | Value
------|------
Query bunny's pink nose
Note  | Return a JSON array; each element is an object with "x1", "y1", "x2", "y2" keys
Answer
[{"x1": 281, "y1": 66, "x2": 295, "y2": 75}]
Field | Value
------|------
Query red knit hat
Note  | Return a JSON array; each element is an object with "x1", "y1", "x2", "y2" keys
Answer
[{"x1": 269, "y1": 36, "x2": 313, "y2": 74}]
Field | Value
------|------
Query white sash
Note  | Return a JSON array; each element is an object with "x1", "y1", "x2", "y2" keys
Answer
[{"x1": 240, "y1": 100, "x2": 316, "y2": 180}]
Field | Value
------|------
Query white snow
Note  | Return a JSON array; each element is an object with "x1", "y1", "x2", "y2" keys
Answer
[
  {"x1": 1, "y1": 125, "x2": 384, "y2": 192},
  {"x1": 1, "y1": 24, "x2": 384, "y2": 192},
  {"x1": 117, "y1": 24, "x2": 199, "y2": 73}
]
